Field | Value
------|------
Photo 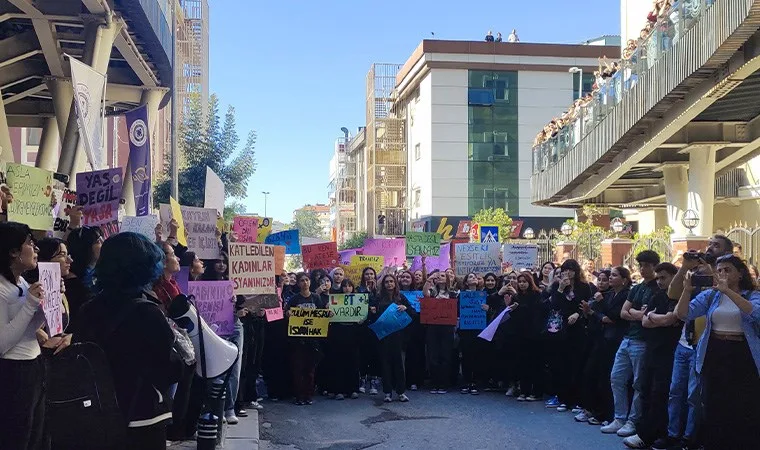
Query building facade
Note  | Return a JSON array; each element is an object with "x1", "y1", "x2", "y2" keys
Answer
[
  {"x1": 328, "y1": 135, "x2": 358, "y2": 244},
  {"x1": 393, "y1": 40, "x2": 619, "y2": 234},
  {"x1": 294, "y1": 203, "x2": 332, "y2": 238}
]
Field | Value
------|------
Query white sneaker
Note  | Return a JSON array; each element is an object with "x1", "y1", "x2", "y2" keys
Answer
[
  {"x1": 249, "y1": 401, "x2": 264, "y2": 410},
  {"x1": 517, "y1": 394, "x2": 526, "y2": 401},
  {"x1": 224, "y1": 410, "x2": 239, "y2": 425},
  {"x1": 574, "y1": 410, "x2": 589, "y2": 422},
  {"x1": 369, "y1": 387, "x2": 378, "y2": 395},
  {"x1": 398, "y1": 393, "x2": 410, "y2": 402},
  {"x1": 571, "y1": 406, "x2": 583, "y2": 414},
  {"x1": 505, "y1": 386, "x2": 516, "y2": 397},
  {"x1": 617, "y1": 421, "x2": 637, "y2": 437},
  {"x1": 623, "y1": 434, "x2": 647, "y2": 449},
  {"x1": 600, "y1": 419, "x2": 625, "y2": 434},
  {"x1": 556, "y1": 403, "x2": 568, "y2": 412}
]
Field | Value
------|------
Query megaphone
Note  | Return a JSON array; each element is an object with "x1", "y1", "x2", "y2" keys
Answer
[{"x1": 168, "y1": 294, "x2": 238, "y2": 379}]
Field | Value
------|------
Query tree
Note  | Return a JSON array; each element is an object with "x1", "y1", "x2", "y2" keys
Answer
[
  {"x1": 340, "y1": 231, "x2": 368, "y2": 250},
  {"x1": 153, "y1": 94, "x2": 257, "y2": 209},
  {"x1": 557, "y1": 206, "x2": 613, "y2": 263},
  {"x1": 472, "y1": 207, "x2": 513, "y2": 242},
  {"x1": 291, "y1": 208, "x2": 325, "y2": 240},
  {"x1": 630, "y1": 226, "x2": 674, "y2": 265}
]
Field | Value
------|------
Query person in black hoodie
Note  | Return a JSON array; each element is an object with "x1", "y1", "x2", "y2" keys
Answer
[
  {"x1": 458, "y1": 272, "x2": 490, "y2": 395},
  {"x1": 373, "y1": 274, "x2": 416, "y2": 402},
  {"x1": 314, "y1": 274, "x2": 333, "y2": 397},
  {"x1": 325, "y1": 279, "x2": 361, "y2": 400},
  {"x1": 261, "y1": 274, "x2": 292, "y2": 402},
  {"x1": 482, "y1": 272, "x2": 506, "y2": 390},
  {"x1": 423, "y1": 270, "x2": 457, "y2": 394},
  {"x1": 514, "y1": 272, "x2": 545, "y2": 401},
  {"x1": 357, "y1": 267, "x2": 381, "y2": 395},
  {"x1": 398, "y1": 269, "x2": 425, "y2": 391},
  {"x1": 75, "y1": 232, "x2": 182, "y2": 449}
]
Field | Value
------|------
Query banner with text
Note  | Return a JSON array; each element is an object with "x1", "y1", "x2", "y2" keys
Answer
[
  {"x1": 362, "y1": 238, "x2": 406, "y2": 267},
  {"x1": 369, "y1": 304, "x2": 412, "y2": 340},
  {"x1": 502, "y1": 244, "x2": 539, "y2": 271},
  {"x1": 454, "y1": 242, "x2": 502, "y2": 277},
  {"x1": 401, "y1": 291, "x2": 423, "y2": 313},
  {"x1": 125, "y1": 104, "x2": 151, "y2": 216},
  {"x1": 265, "y1": 229, "x2": 301, "y2": 254},
  {"x1": 52, "y1": 188, "x2": 78, "y2": 238},
  {"x1": 160, "y1": 203, "x2": 219, "y2": 259},
  {"x1": 350, "y1": 255, "x2": 384, "y2": 276},
  {"x1": 120, "y1": 214, "x2": 159, "y2": 240},
  {"x1": 420, "y1": 297, "x2": 458, "y2": 326},
  {"x1": 256, "y1": 217, "x2": 272, "y2": 243},
  {"x1": 38, "y1": 262, "x2": 64, "y2": 335},
  {"x1": 328, "y1": 293, "x2": 369, "y2": 323},
  {"x1": 228, "y1": 242, "x2": 276, "y2": 295},
  {"x1": 76, "y1": 167, "x2": 122, "y2": 237},
  {"x1": 338, "y1": 248, "x2": 362, "y2": 265},
  {"x1": 302, "y1": 242, "x2": 339, "y2": 270},
  {"x1": 188, "y1": 280, "x2": 236, "y2": 337},
  {"x1": 288, "y1": 308, "x2": 330, "y2": 337},
  {"x1": 405, "y1": 232, "x2": 440, "y2": 257},
  {"x1": 459, "y1": 290, "x2": 487, "y2": 330},
  {"x1": 5, "y1": 163, "x2": 54, "y2": 231},
  {"x1": 410, "y1": 242, "x2": 451, "y2": 272},
  {"x1": 233, "y1": 216, "x2": 259, "y2": 243}
]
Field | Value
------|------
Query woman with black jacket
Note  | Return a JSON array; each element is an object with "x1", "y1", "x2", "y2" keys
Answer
[
  {"x1": 325, "y1": 279, "x2": 361, "y2": 400},
  {"x1": 514, "y1": 272, "x2": 545, "y2": 401},
  {"x1": 373, "y1": 274, "x2": 416, "y2": 402},
  {"x1": 458, "y1": 272, "x2": 490, "y2": 395},
  {"x1": 357, "y1": 267, "x2": 381, "y2": 395},
  {"x1": 423, "y1": 270, "x2": 457, "y2": 394},
  {"x1": 261, "y1": 275, "x2": 291, "y2": 402},
  {"x1": 482, "y1": 273, "x2": 506, "y2": 389},
  {"x1": 577, "y1": 266, "x2": 631, "y2": 425},
  {"x1": 546, "y1": 259, "x2": 593, "y2": 412},
  {"x1": 495, "y1": 274, "x2": 520, "y2": 396},
  {"x1": 399, "y1": 269, "x2": 425, "y2": 391}
]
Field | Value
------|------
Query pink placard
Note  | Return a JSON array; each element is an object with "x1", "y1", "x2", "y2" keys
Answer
[
  {"x1": 362, "y1": 238, "x2": 406, "y2": 267},
  {"x1": 233, "y1": 216, "x2": 259, "y2": 243}
]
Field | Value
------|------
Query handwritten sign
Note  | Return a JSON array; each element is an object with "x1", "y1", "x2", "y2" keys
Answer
[
  {"x1": 420, "y1": 297, "x2": 458, "y2": 326},
  {"x1": 459, "y1": 290, "x2": 487, "y2": 330},
  {"x1": 204, "y1": 166, "x2": 225, "y2": 215},
  {"x1": 328, "y1": 293, "x2": 369, "y2": 323},
  {"x1": 6, "y1": 163, "x2": 54, "y2": 231},
  {"x1": 339, "y1": 248, "x2": 362, "y2": 265},
  {"x1": 288, "y1": 308, "x2": 330, "y2": 337},
  {"x1": 76, "y1": 167, "x2": 122, "y2": 237},
  {"x1": 228, "y1": 242, "x2": 276, "y2": 295},
  {"x1": 405, "y1": 232, "x2": 440, "y2": 257},
  {"x1": 265, "y1": 230, "x2": 301, "y2": 254},
  {"x1": 410, "y1": 242, "x2": 451, "y2": 272},
  {"x1": 121, "y1": 214, "x2": 159, "y2": 240},
  {"x1": 478, "y1": 308, "x2": 510, "y2": 342},
  {"x1": 274, "y1": 246, "x2": 285, "y2": 273},
  {"x1": 38, "y1": 262, "x2": 63, "y2": 335},
  {"x1": 265, "y1": 303, "x2": 284, "y2": 322},
  {"x1": 502, "y1": 244, "x2": 538, "y2": 271},
  {"x1": 369, "y1": 304, "x2": 412, "y2": 340},
  {"x1": 256, "y1": 217, "x2": 272, "y2": 243},
  {"x1": 233, "y1": 216, "x2": 259, "y2": 243},
  {"x1": 52, "y1": 188, "x2": 77, "y2": 238},
  {"x1": 401, "y1": 291, "x2": 423, "y2": 313},
  {"x1": 160, "y1": 204, "x2": 219, "y2": 259},
  {"x1": 362, "y1": 239, "x2": 406, "y2": 267},
  {"x1": 340, "y1": 264, "x2": 362, "y2": 285},
  {"x1": 188, "y1": 280, "x2": 236, "y2": 337},
  {"x1": 302, "y1": 242, "x2": 339, "y2": 270},
  {"x1": 454, "y1": 242, "x2": 502, "y2": 277},
  {"x1": 350, "y1": 255, "x2": 384, "y2": 275}
]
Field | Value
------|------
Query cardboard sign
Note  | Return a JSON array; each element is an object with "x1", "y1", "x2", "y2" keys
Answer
[
  {"x1": 340, "y1": 264, "x2": 362, "y2": 286},
  {"x1": 187, "y1": 280, "x2": 236, "y2": 337},
  {"x1": 405, "y1": 232, "x2": 440, "y2": 257},
  {"x1": 502, "y1": 244, "x2": 539, "y2": 271},
  {"x1": 401, "y1": 291, "x2": 423, "y2": 313},
  {"x1": 256, "y1": 217, "x2": 272, "y2": 243},
  {"x1": 362, "y1": 238, "x2": 406, "y2": 267},
  {"x1": 328, "y1": 293, "x2": 369, "y2": 323},
  {"x1": 288, "y1": 308, "x2": 330, "y2": 337},
  {"x1": 228, "y1": 242, "x2": 276, "y2": 295},
  {"x1": 233, "y1": 216, "x2": 259, "y2": 243},
  {"x1": 76, "y1": 167, "x2": 122, "y2": 237},
  {"x1": 5, "y1": 163, "x2": 54, "y2": 231},
  {"x1": 478, "y1": 308, "x2": 510, "y2": 342},
  {"x1": 274, "y1": 246, "x2": 285, "y2": 273},
  {"x1": 302, "y1": 242, "x2": 339, "y2": 270},
  {"x1": 369, "y1": 304, "x2": 412, "y2": 340},
  {"x1": 350, "y1": 255, "x2": 384, "y2": 275},
  {"x1": 459, "y1": 290, "x2": 487, "y2": 330},
  {"x1": 265, "y1": 230, "x2": 301, "y2": 254},
  {"x1": 121, "y1": 214, "x2": 159, "y2": 240},
  {"x1": 454, "y1": 242, "x2": 502, "y2": 277},
  {"x1": 52, "y1": 188, "x2": 78, "y2": 238},
  {"x1": 410, "y1": 242, "x2": 451, "y2": 272},
  {"x1": 38, "y1": 262, "x2": 64, "y2": 335},
  {"x1": 160, "y1": 203, "x2": 220, "y2": 259},
  {"x1": 204, "y1": 166, "x2": 225, "y2": 215},
  {"x1": 420, "y1": 297, "x2": 458, "y2": 326},
  {"x1": 265, "y1": 304, "x2": 284, "y2": 322},
  {"x1": 168, "y1": 197, "x2": 187, "y2": 246},
  {"x1": 174, "y1": 266, "x2": 190, "y2": 295},
  {"x1": 338, "y1": 248, "x2": 362, "y2": 265}
]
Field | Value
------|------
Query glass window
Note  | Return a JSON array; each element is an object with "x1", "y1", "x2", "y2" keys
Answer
[
  {"x1": 414, "y1": 143, "x2": 421, "y2": 161},
  {"x1": 413, "y1": 189, "x2": 421, "y2": 208},
  {"x1": 26, "y1": 128, "x2": 41, "y2": 146}
]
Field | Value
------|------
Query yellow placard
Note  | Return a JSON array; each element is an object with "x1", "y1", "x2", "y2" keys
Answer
[
  {"x1": 169, "y1": 196, "x2": 187, "y2": 246},
  {"x1": 350, "y1": 255, "x2": 384, "y2": 275},
  {"x1": 256, "y1": 217, "x2": 272, "y2": 243},
  {"x1": 287, "y1": 308, "x2": 330, "y2": 337},
  {"x1": 6, "y1": 163, "x2": 54, "y2": 231}
]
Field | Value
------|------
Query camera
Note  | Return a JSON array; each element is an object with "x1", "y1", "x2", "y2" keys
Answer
[{"x1": 683, "y1": 250, "x2": 705, "y2": 261}]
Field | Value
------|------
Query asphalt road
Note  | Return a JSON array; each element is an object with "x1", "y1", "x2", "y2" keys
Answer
[{"x1": 258, "y1": 391, "x2": 625, "y2": 450}]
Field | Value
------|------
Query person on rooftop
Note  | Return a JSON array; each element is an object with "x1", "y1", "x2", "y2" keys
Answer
[
  {"x1": 507, "y1": 29, "x2": 519, "y2": 43},
  {"x1": 485, "y1": 30, "x2": 494, "y2": 42}
]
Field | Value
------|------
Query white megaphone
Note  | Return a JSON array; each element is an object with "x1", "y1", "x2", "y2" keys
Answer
[{"x1": 168, "y1": 294, "x2": 238, "y2": 379}]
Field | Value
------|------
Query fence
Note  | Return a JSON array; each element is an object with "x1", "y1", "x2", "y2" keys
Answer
[
  {"x1": 623, "y1": 237, "x2": 674, "y2": 269},
  {"x1": 725, "y1": 225, "x2": 760, "y2": 265}
]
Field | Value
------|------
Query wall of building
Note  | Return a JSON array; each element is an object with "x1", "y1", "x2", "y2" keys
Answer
[{"x1": 407, "y1": 72, "x2": 433, "y2": 220}]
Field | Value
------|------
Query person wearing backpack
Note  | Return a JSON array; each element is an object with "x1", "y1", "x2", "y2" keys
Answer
[{"x1": 75, "y1": 232, "x2": 183, "y2": 449}]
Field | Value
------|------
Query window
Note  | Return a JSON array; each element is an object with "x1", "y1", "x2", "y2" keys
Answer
[
  {"x1": 414, "y1": 143, "x2": 421, "y2": 161},
  {"x1": 413, "y1": 188, "x2": 421, "y2": 208},
  {"x1": 573, "y1": 73, "x2": 596, "y2": 100},
  {"x1": 26, "y1": 128, "x2": 41, "y2": 146}
]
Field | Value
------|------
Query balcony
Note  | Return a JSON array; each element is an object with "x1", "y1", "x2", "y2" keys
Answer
[{"x1": 531, "y1": 0, "x2": 760, "y2": 206}]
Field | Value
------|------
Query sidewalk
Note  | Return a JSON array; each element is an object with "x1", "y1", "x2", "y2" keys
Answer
[{"x1": 168, "y1": 409, "x2": 260, "y2": 450}]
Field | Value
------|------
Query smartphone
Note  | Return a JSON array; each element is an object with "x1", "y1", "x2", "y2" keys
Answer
[{"x1": 691, "y1": 274, "x2": 714, "y2": 288}]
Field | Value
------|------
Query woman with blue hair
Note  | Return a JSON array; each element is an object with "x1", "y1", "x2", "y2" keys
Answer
[{"x1": 75, "y1": 232, "x2": 183, "y2": 449}]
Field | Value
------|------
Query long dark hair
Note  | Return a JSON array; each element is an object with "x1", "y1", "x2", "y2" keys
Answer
[
  {"x1": 716, "y1": 255, "x2": 757, "y2": 291},
  {"x1": 612, "y1": 266, "x2": 632, "y2": 287},
  {"x1": 379, "y1": 274, "x2": 400, "y2": 301},
  {"x1": 24, "y1": 237, "x2": 66, "y2": 284},
  {"x1": 360, "y1": 267, "x2": 376, "y2": 288},
  {"x1": 67, "y1": 226, "x2": 102, "y2": 278},
  {"x1": 0, "y1": 222, "x2": 33, "y2": 283},
  {"x1": 516, "y1": 272, "x2": 540, "y2": 293},
  {"x1": 560, "y1": 259, "x2": 586, "y2": 284}
]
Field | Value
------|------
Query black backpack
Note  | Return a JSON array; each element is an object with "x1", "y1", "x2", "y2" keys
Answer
[{"x1": 45, "y1": 298, "x2": 153, "y2": 450}]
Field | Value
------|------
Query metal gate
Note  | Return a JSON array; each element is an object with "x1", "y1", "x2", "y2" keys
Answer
[
  {"x1": 726, "y1": 225, "x2": 760, "y2": 265},
  {"x1": 624, "y1": 237, "x2": 673, "y2": 268}
]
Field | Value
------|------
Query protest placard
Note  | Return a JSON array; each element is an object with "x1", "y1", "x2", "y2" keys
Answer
[
  {"x1": 420, "y1": 297, "x2": 458, "y2": 326},
  {"x1": 369, "y1": 304, "x2": 412, "y2": 340},
  {"x1": 5, "y1": 163, "x2": 54, "y2": 231},
  {"x1": 340, "y1": 264, "x2": 362, "y2": 285},
  {"x1": 454, "y1": 242, "x2": 502, "y2": 277},
  {"x1": 362, "y1": 239, "x2": 406, "y2": 267},
  {"x1": 160, "y1": 203, "x2": 219, "y2": 259},
  {"x1": 121, "y1": 214, "x2": 159, "y2": 240},
  {"x1": 274, "y1": 246, "x2": 285, "y2": 273},
  {"x1": 302, "y1": 242, "x2": 339, "y2": 270},
  {"x1": 328, "y1": 293, "x2": 369, "y2": 323},
  {"x1": 265, "y1": 230, "x2": 301, "y2": 254},
  {"x1": 502, "y1": 243, "x2": 539, "y2": 271},
  {"x1": 76, "y1": 167, "x2": 122, "y2": 237},
  {"x1": 265, "y1": 304, "x2": 284, "y2": 322},
  {"x1": 338, "y1": 248, "x2": 362, "y2": 265},
  {"x1": 52, "y1": 188, "x2": 78, "y2": 238},
  {"x1": 167, "y1": 197, "x2": 187, "y2": 246},
  {"x1": 478, "y1": 308, "x2": 510, "y2": 342},
  {"x1": 188, "y1": 280, "x2": 236, "y2": 337},
  {"x1": 233, "y1": 216, "x2": 259, "y2": 243},
  {"x1": 228, "y1": 242, "x2": 276, "y2": 295},
  {"x1": 256, "y1": 217, "x2": 272, "y2": 242},
  {"x1": 459, "y1": 290, "x2": 487, "y2": 330},
  {"x1": 38, "y1": 262, "x2": 63, "y2": 335},
  {"x1": 287, "y1": 308, "x2": 330, "y2": 337},
  {"x1": 405, "y1": 232, "x2": 440, "y2": 257},
  {"x1": 204, "y1": 166, "x2": 225, "y2": 215},
  {"x1": 410, "y1": 242, "x2": 451, "y2": 272},
  {"x1": 350, "y1": 255, "x2": 384, "y2": 275},
  {"x1": 174, "y1": 266, "x2": 190, "y2": 295},
  {"x1": 401, "y1": 291, "x2": 423, "y2": 312}
]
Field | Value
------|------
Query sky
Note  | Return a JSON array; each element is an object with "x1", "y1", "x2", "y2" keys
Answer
[{"x1": 209, "y1": 0, "x2": 620, "y2": 224}]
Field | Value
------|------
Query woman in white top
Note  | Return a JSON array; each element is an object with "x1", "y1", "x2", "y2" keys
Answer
[
  {"x1": 676, "y1": 254, "x2": 760, "y2": 450},
  {"x1": 0, "y1": 221, "x2": 46, "y2": 450}
]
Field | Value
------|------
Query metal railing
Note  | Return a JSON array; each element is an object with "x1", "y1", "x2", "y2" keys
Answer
[{"x1": 532, "y1": 0, "x2": 716, "y2": 175}]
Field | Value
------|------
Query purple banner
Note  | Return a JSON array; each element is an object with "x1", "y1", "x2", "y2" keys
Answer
[
  {"x1": 338, "y1": 248, "x2": 363, "y2": 265},
  {"x1": 125, "y1": 105, "x2": 151, "y2": 216},
  {"x1": 410, "y1": 242, "x2": 451, "y2": 272},
  {"x1": 477, "y1": 308, "x2": 510, "y2": 342},
  {"x1": 76, "y1": 167, "x2": 123, "y2": 237},
  {"x1": 188, "y1": 280, "x2": 236, "y2": 337},
  {"x1": 362, "y1": 238, "x2": 406, "y2": 267}
]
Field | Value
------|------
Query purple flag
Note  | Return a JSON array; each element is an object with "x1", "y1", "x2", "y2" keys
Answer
[
  {"x1": 125, "y1": 105, "x2": 151, "y2": 216},
  {"x1": 478, "y1": 307, "x2": 510, "y2": 342},
  {"x1": 410, "y1": 242, "x2": 451, "y2": 272},
  {"x1": 76, "y1": 167, "x2": 123, "y2": 238}
]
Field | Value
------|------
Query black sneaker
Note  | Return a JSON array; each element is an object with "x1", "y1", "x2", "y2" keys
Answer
[{"x1": 651, "y1": 437, "x2": 677, "y2": 450}]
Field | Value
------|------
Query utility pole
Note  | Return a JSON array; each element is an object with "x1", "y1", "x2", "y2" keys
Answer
[
  {"x1": 170, "y1": 0, "x2": 179, "y2": 198},
  {"x1": 262, "y1": 191, "x2": 270, "y2": 217}
]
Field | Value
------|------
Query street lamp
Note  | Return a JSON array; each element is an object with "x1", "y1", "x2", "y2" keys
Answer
[
  {"x1": 569, "y1": 67, "x2": 583, "y2": 100},
  {"x1": 523, "y1": 227, "x2": 535, "y2": 240},
  {"x1": 682, "y1": 209, "x2": 699, "y2": 236},
  {"x1": 611, "y1": 218, "x2": 625, "y2": 235},
  {"x1": 262, "y1": 191, "x2": 270, "y2": 217},
  {"x1": 561, "y1": 222, "x2": 573, "y2": 237}
]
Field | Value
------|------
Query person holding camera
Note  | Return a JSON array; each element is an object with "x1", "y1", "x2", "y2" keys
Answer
[{"x1": 675, "y1": 254, "x2": 760, "y2": 450}]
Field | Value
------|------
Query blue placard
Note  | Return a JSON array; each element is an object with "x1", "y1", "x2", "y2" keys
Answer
[
  {"x1": 459, "y1": 290, "x2": 487, "y2": 330},
  {"x1": 401, "y1": 291, "x2": 423, "y2": 312},
  {"x1": 369, "y1": 304, "x2": 412, "y2": 340},
  {"x1": 264, "y1": 229, "x2": 301, "y2": 254}
]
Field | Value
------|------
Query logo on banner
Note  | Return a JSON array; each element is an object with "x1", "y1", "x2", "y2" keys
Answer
[
  {"x1": 129, "y1": 119, "x2": 148, "y2": 147},
  {"x1": 132, "y1": 166, "x2": 149, "y2": 183},
  {"x1": 75, "y1": 84, "x2": 91, "y2": 122}
]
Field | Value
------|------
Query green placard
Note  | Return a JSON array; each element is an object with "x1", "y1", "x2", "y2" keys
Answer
[
  {"x1": 328, "y1": 293, "x2": 369, "y2": 323},
  {"x1": 405, "y1": 232, "x2": 440, "y2": 256},
  {"x1": 6, "y1": 163, "x2": 54, "y2": 231}
]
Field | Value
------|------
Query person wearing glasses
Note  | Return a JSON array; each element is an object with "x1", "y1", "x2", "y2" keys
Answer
[{"x1": 676, "y1": 254, "x2": 760, "y2": 449}]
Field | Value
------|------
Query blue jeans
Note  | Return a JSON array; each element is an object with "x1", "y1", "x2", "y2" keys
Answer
[
  {"x1": 610, "y1": 337, "x2": 647, "y2": 422},
  {"x1": 667, "y1": 343, "x2": 701, "y2": 440},
  {"x1": 224, "y1": 319, "x2": 244, "y2": 412}
]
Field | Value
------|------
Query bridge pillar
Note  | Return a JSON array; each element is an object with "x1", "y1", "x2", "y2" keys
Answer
[
  {"x1": 35, "y1": 117, "x2": 60, "y2": 171},
  {"x1": 686, "y1": 145, "x2": 718, "y2": 237},
  {"x1": 662, "y1": 164, "x2": 689, "y2": 236},
  {"x1": 0, "y1": 87, "x2": 13, "y2": 163}
]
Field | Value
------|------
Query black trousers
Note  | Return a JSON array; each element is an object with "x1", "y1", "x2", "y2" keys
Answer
[
  {"x1": 426, "y1": 325, "x2": 454, "y2": 389},
  {"x1": 126, "y1": 424, "x2": 167, "y2": 450},
  {"x1": 327, "y1": 324, "x2": 360, "y2": 395},
  {"x1": 239, "y1": 319, "x2": 265, "y2": 404},
  {"x1": 359, "y1": 325, "x2": 381, "y2": 378},
  {"x1": 404, "y1": 320, "x2": 426, "y2": 388},
  {"x1": 166, "y1": 362, "x2": 197, "y2": 440},
  {"x1": 547, "y1": 332, "x2": 585, "y2": 407},
  {"x1": 262, "y1": 319, "x2": 291, "y2": 400},
  {"x1": 581, "y1": 338, "x2": 619, "y2": 421},
  {"x1": 637, "y1": 341, "x2": 678, "y2": 445},
  {"x1": 702, "y1": 337, "x2": 760, "y2": 450},
  {"x1": 500, "y1": 335, "x2": 520, "y2": 387},
  {"x1": 459, "y1": 330, "x2": 484, "y2": 386},
  {"x1": 519, "y1": 338, "x2": 544, "y2": 397},
  {"x1": 0, "y1": 357, "x2": 48, "y2": 450},
  {"x1": 380, "y1": 334, "x2": 406, "y2": 395}
]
